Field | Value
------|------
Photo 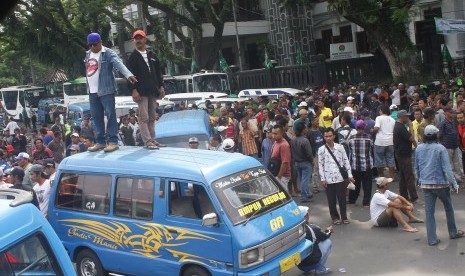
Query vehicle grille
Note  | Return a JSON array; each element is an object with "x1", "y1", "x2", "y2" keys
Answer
[{"x1": 262, "y1": 223, "x2": 303, "y2": 261}]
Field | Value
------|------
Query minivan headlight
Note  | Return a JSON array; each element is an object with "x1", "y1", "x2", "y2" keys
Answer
[
  {"x1": 298, "y1": 223, "x2": 305, "y2": 239},
  {"x1": 239, "y1": 247, "x2": 263, "y2": 268}
]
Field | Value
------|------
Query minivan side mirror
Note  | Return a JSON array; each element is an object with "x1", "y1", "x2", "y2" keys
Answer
[{"x1": 202, "y1": 213, "x2": 218, "y2": 226}]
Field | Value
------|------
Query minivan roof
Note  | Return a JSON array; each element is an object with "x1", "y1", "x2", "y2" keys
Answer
[{"x1": 58, "y1": 147, "x2": 261, "y2": 185}]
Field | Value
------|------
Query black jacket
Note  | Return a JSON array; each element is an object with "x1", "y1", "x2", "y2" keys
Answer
[{"x1": 127, "y1": 49, "x2": 163, "y2": 97}]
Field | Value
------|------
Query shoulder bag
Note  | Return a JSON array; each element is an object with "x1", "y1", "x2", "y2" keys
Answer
[{"x1": 324, "y1": 144, "x2": 349, "y2": 181}]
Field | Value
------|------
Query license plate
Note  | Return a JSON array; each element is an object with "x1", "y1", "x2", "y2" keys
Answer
[{"x1": 279, "y1": 252, "x2": 301, "y2": 273}]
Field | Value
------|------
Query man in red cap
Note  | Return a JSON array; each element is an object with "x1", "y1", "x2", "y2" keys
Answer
[{"x1": 127, "y1": 30, "x2": 165, "y2": 149}]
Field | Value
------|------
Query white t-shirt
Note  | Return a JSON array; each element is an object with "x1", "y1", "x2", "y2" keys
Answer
[
  {"x1": 374, "y1": 115, "x2": 395, "y2": 146},
  {"x1": 370, "y1": 190, "x2": 398, "y2": 226},
  {"x1": 137, "y1": 50, "x2": 150, "y2": 71},
  {"x1": 5, "y1": 121, "x2": 19, "y2": 135},
  {"x1": 86, "y1": 51, "x2": 102, "y2": 94},
  {"x1": 391, "y1": 89, "x2": 400, "y2": 106},
  {"x1": 33, "y1": 179, "x2": 51, "y2": 217}
]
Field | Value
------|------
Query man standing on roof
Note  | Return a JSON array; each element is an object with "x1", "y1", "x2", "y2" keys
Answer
[
  {"x1": 127, "y1": 30, "x2": 165, "y2": 150},
  {"x1": 84, "y1": 32, "x2": 137, "y2": 153}
]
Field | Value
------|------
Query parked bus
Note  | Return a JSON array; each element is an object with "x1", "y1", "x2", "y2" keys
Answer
[
  {"x1": 63, "y1": 77, "x2": 132, "y2": 106},
  {"x1": 0, "y1": 85, "x2": 46, "y2": 120},
  {"x1": 163, "y1": 71, "x2": 230, "y2": 94}
]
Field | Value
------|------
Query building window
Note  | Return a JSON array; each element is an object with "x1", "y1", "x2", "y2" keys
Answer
[{"x1": 340, "y1": 25, "x2": 353, "y2": 42}]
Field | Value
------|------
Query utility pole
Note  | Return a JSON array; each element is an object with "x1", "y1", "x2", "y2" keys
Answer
[
  {"x1": 137, "y1": 2, "x2": 147, "y2": 33},
  {"x1": 232, "y1": 0, "x2": 243, "y2": 71}
]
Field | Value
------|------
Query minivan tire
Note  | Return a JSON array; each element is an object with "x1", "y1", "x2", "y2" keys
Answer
[
  {"x1": 76, "y1": 249, "x2": 106, "y2": 276},
  {"x1": 182, "y1": 266, "x2": 211, "y2": 276}
]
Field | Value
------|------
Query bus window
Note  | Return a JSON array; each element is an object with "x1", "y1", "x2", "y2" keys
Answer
[
  {"x1": 115, "y1": 177, "x2": 154, "y2": 220},
  {"x1": 2, "y1": 90, "x2": 18, "y2": 111}
]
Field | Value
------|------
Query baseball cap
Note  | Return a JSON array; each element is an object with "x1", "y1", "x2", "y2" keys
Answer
[
  {"x1": 356, "y1": 120, "x2": 366, "y2": 129},
  {"x1": 398, "y1": 82, "x2": 404, "y2": 86},
  {"x1": 133, "y1": 30, "x2": 146, "y2": 38},
  {"x1": 222, "y1": 138, "x2": 235, "y2": 150},
  {"x1": 6, "y1": 167, "x2": 25, "y2": 179},
  {"x1": 298, "y1": 101, "x2": 308, "y2": 107},
  {"x1": 272, "y1": 99, "x2": 278, "y2": 104},
  {"x1": 347, "y1": 96, "x2": 355, "y2": 101},
  {"x1": 71, "y1": 133, "x2": 80, "y2": 138},
  {"x1": 389, "y1": 104, "x2": 398, "y2": 110},
  {"x1": 397, "y1": 110, "x2": 410, "y2": 117},
  {"x1": 15, "y1": 152, "x2": 30, "y2": 161},
  {"x1": 343, "y1": 106, "x2": 355, "y2": 113},
  {"x1": 425, "y1": 125, "x2": 439, "y2": 136},
  {"x1": 444, "y1": 107, "x2": 454, "y2": 113},
  {"x1": 217, "y1": 126, "x2": 228, "y2": 132},
  {"x1": 376, "y1": 177, "x2": 393, "y2": 187},
  {"x1": 87, "y1": 33, "x2": 101, "y2": 44},
  {"x1": 5, "y1": 145, "x2": 14, "y2": 152},
  {"x1": 324, "y1": 89, "x2": 329, "y2": 93},
  {"x1": 189, "y1": 137, "x2": 199, "y2": 143},
  {"x1": 351, "y1": 86, "x2": 356, "y2": 89},
  {"x1": 44, "y1": 160, "x2": 56, "y2": 168},
  {"x1": 29, "y1": 164, "x2": 44, "y2": 173}
]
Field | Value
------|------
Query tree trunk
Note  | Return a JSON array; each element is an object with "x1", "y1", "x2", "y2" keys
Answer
[
  {"x1": 205, "y1": 23, "x2": 225, "y2": 70},
  {"x1": 191, "y1": 28, "x2": 203, "y2": 72}
]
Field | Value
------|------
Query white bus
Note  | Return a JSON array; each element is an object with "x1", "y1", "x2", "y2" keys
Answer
[
  {"x1": 0, "y1": 85, "x2": 46, "y2": 120},
  {"x1": 63, "y1": 77, "x2": 133, "y2": 107},
  {"x1": 163, "y1": 71, "x2": 231, "y2": 94}
]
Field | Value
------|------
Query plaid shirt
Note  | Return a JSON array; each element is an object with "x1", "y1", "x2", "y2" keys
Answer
[
  {"x1": 239, "y1": 128, "x2": 258, "y2": 155},
  {"x1": 349, "y1": 132, "x2": 373, "y2": 171}
]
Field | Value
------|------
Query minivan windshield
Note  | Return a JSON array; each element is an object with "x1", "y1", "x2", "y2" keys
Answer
[{"x1": 212, "y1": 167, "x2": 291, "y2": 225}]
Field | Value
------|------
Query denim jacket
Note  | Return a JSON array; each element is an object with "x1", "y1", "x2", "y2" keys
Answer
[
  {"x1": 84, "y1": 47, "x2": 133, "y2": 97},
  {"x1": 414, "y1": 142, "x2": 458, "y2": 189}
]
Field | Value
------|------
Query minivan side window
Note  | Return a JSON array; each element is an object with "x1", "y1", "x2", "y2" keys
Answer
[
  {"x1": 115, "y1": 177, "x2": 154, "y2": 220},
  {"x1": 168, "y1": 181, "x2": 215, "y2": 219},
  {"x1": 56, "y1": 173, "x2": 111, "y2": 214},
  {"x1": 0, "y1": 233, "x2": 63, "y2": 276}
]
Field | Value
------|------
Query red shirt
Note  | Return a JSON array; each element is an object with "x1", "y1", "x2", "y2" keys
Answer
[
  {"x1": 457, "y1": 124, "x2": 465, "y2": 148},
  {"x1": 271, "y1": 138, "x2": 291, "y2": 177}
]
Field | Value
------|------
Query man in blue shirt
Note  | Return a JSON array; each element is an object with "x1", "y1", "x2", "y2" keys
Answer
[
  {"x1": 415, "y1": 125, "x2": 464, "y2": 246},
  {"x1": 84, "y1": 32, "x2": 137, "y2": 153},
  {"x1": 439, "y1": 107, "x2": 464, "y2": 187}
]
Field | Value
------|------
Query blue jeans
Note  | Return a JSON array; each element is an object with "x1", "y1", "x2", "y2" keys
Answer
[
  {"x1": 316, "y1": 239, "x2": 332, "y2": 273},
  {"x1": 423, "y1": 187, "x2": 459, "y2": 245},
  {"x1": 296, "y1": 161, "x2": 312, "y2": 200},
  {"x1": 89, "y1": 93, "x2": 118, "y2": 145}
]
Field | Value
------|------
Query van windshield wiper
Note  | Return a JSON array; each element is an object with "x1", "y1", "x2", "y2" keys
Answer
[{"x1": 242, "y1": 207, "x2": 262, "y2": 226}]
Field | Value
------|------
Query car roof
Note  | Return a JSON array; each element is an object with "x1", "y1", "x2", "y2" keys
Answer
[
  {"x1": 0, "y1": 200, "x2": 41, "y2": 249},
  {"x1": 156, "y1": 110, "x2": 210, "y2": 138},
  {"x1": 58, "y1": 146, "x2": 262, "y2": 185}
]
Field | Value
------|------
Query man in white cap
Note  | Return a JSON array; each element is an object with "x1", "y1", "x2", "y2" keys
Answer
[
  {"x1": 415, "y1": 125, "x2": 464, "y2": 245},
  {"x1": 15, "y1": 152, "x2": 33, "y2": 187},
  {"x1": 369, "y1": 177, "x2": 422, "y2": 233},
  {"x1": 188, "y1": 137, "x2": 199, "y2": 149}
]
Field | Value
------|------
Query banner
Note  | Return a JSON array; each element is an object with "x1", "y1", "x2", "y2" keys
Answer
[{"x1": 435, "y1": 17, "x2": 465, "y2": 34}]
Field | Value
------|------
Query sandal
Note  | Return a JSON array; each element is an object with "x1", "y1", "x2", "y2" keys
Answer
[
  {"x1": 342, "y1": 219, "x2": 350, "y2": 225},
  {"x1": 154, "y1": 141, "x2": 167, "y2": 147},
  {"x1": 452, "y1": 230, "x2": 465, "y2": 239},
  {"x1": 146, "y1": 141, "x2": 159, "y2": 150},
  {"x1": 333, "y1": 219, "x2": 341, "y2": 225}
]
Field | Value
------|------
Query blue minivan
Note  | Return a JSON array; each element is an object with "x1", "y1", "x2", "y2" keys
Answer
[
  {"x1": 0, "y1": 188, "x2": 76, "y2": 276},
  {"x1": 48, "y1": 147, "x2": 312, "y2": 276}
]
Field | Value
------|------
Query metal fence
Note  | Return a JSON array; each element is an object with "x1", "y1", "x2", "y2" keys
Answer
[{"x1": 234, "y1": 62, "x2": 327, "y2": 91}]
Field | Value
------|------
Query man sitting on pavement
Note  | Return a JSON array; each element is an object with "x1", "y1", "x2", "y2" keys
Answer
[{"x1": 370, "y1": 177, "x2": 423, "y2": 233}]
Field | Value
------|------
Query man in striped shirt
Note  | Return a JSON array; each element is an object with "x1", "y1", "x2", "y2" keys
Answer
[{"x1": 348, "y1": 120, "x2": 374, "y2": 206}]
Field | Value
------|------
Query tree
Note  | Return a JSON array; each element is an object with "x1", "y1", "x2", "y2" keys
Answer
[{"x1": 281, "y1": 0, "x2": 420, "y2": 82}]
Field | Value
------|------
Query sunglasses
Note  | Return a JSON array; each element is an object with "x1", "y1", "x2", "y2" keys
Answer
[{"x1": 88, "y1": 42, "x2": 99, "y2": 47}]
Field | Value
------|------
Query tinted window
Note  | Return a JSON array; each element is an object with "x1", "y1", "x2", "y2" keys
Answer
[
  {"x1": 115, "y1": 177, "x2": 154, "y2": 220},
  {"x1": 56, "y1": 173, "x2": 111, "y2": 214},
  {"x1": 0, "y1": 233, "x2": 63, "y2": 276},
  {"x1": 168, "y1": 181, "x2": 215, "y2": 219}
]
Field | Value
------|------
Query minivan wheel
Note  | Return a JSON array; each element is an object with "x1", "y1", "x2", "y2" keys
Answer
[
  {"x1": 76, "y1": 249, "x2": 105, "y2": 276},
  {"x1": 182, "y1": 266, "x2": 211, "y2": 276}
]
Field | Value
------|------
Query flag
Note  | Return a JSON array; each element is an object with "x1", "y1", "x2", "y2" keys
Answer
[
  {"x1": 264, "y1": 48, "x2": 273, "y2": 70},
  {"x1": 191, "y1": 59, "x2": 198, "y2": 74},
  {"x1": 435, "y1": 17, "x2": 465, "y2": 34},
  {"x1": 219, "y1": 52, "x2": 229, "y2": 73},
  {"x1": 442, "y1": 44, "x2": 452, "y2": 64},
  {"x1": 296, "y1": 44, "x2": 303, "y2": 66}
]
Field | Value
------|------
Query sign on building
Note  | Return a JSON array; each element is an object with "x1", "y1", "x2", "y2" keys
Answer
[{"x1": 330, "y1": 42, "x2": 357, "y2": 60}]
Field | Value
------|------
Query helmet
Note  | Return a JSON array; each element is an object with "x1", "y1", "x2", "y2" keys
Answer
[{"x1": 222, "y1": 138, "x2": 235, "y2": 151}]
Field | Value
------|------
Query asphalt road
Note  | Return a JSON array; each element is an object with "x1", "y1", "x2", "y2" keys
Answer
[{"x1": 284, "y1": 180, "x2": 465, "y2": 276}]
